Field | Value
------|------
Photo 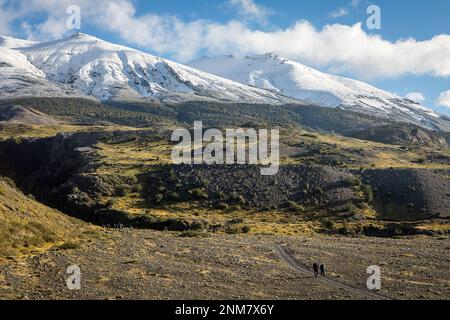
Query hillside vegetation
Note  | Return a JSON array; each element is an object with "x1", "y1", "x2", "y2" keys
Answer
[{"x1": 0, "y1": 176, "x2": 94, "y2": 258}]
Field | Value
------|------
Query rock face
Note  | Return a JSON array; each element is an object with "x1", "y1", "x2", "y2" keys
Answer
[
  {"x1": 362, "y1": 169, "x2": 450, "y2": 220},
  {"x1": 0, "y1": 131, "x2": 448, "y2": 223},
  {"x1": 146, "y1": 164, "x2": 364, "y2": 210},
  {"x1": 350, "y1": 125, "x2": 448, "y2": 148}
]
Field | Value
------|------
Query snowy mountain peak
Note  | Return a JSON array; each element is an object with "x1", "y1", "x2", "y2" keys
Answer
[
  {"x1": 1, "y1": 33, "x2": 448, "y2": 131},
  {"x1": 70, "y1": 32, "x2": 98, "y2": 40},
  {"x1": 190, "y1": 54, "x2": 449, "y2": 131},
  {"x1": 244, "y1": 53, "x2": 287, "y2": 64},
  {"x1": 5, "y1": 34, "x2": 294, "y2": 104}
]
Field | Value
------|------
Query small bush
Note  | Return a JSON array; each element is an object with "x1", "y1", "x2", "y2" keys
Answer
[
  {"x1": 344, "y1": 203, "x2": 360, "y2": 216},
  {"x1": 322, "y1": 220, "x2": 336, "y2": 230},
  {"x1": 191, "y1": 188, "x2": 208, "y2": 199},
  {"x1": 228, "y1": 218, "x2": 244, "y2": 224},
  {"x1": 344, "y1": 176, "x2": 362, "y2": 187},
  {"x1": 155, "y1": 193, "x2": 164, "y2": 203},
  {"x1": 190, "y1": 220, "x2": 207, "y2": 231},
  {"x1": 168, "y1": 192, "x2": 180, "y2": 200},
  {"x1": 58, "y1": 242, "x2": 80, "y2": 250},
  {"x1": 225, "y1": 225, "x2": 241, "y2": 234},
  {"x1": 217, "y1": 202, "x2": 229, "y2": 209},
  {"x1": 361, "y1": 184, "x2": 374, "y2": 203},
  {"x1": 229, "y1": 193, "x2": 246, "y2": 204},
  {"x1": 132, "y1": 184, "x2": 143, "y2": 193},
  {"x1": 286, "y1": 201, "x2": 305, "y2": 213}
]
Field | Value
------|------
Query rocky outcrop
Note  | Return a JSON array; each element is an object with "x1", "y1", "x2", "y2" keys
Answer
[
  {"x1": 362, "y1": 169, "x2": 450, "y2": 220},
  {"x1": 0, "y1": 132, "x2": 448, "y2": 225},
  {"x1": 350, "y1": 125, "x2": 448, "y2": 148},
  {"x1": 146, "y1": 164, "x2": 366, "y2": 211}
]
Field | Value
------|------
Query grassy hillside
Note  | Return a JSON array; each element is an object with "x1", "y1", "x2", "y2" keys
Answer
[{"x1": 0, "y1": 176, "x2": 95, "y2": 258}]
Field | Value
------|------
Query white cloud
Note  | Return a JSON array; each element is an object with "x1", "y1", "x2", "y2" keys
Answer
[
  {"x1": 228, "y1": 0, "x2": 271, "y2": 24},
  {"x1": 351, "y1": 0, "x2": 361, "y2": 8},
  {"x1": 0, "y1": 0, "x2": 22, "y2": 34},
  {"x1": 329, "y1": 8, "x2": 349, "y2": 19},
  {"x1": 405, "y1": 92, "x2": 426, "y2": 103},
  {"x1": 1, "y1": 0, "x2": 95, "y2": 40},
  {"x1": 2, "y1": 0, "x2": 450, "y2": 81},
  {"x1": 94, "y1": 3, "x2": 450, "y2": 79},
  {"x1": 437, "y1": 90, "x2": 450, "y2": 109}
]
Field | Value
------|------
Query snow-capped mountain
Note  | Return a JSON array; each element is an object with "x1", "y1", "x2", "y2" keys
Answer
[
  {"x1": 0, "y1": 39, "x2": 82, "y2": 98},
  {"x1": 190, "y1": 54, "x2": 450, "y2": 131},
  {"x1": 0, "y1": 33, "x2": 294, "y2": 105},
  {"x1": 1, "y1": 33, "x2": 449, "y2": 131}
]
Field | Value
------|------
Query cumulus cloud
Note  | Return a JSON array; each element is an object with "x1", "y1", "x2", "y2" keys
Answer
[
  {"x1": 91, "y1": 3, "x2": 450, "y2": 79},
  {"x1": 227, "y1": 0, "x2": 272, "y2": 24},
  {"x1": 1, "y1": 0, "x2": 450, "y2": 80},
  {"x1": 329, "y1": 8, "x2": 349, "y2": 19},
  {"x1": 437, "y1": 90, "x2": 450, "y2": 109},
  {"x1": 405, "y1": 92, "x2": 426, "y2": 103}
]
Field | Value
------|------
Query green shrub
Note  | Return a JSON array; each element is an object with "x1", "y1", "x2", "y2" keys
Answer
[
  {"x1": 168, "y1": 192, "x2": 180, "y2": 200},
  {"x1": 228, "y1": 218, "x2": 244, "y2": 224},
  {"x1": 361, "y1": 184, "x2": 374, "y2": 203},
  {"x1": 191, "y1": 188, "x2": 208, "y2": 199},
  {"x1": 347, "y1": 203, "x2": 360, "y2": 216},
  {"x1": 229, "y1": 193, "x2": 246, "y2": 204},
  {"x1": 322, "y1": 220, "x2": 336, "y2": 230},
  {"x1": 217, "y1": 202, "x2": 229, "y2": 209},
  {"x1": 286, "y1": 201, "x2": 305, "y2": 212},
  {"x1": 190, "y1": 220, "x2": 206, "y2": 230},
  {"x1": 344, "y1": 176, "x2": 362, "y2": 187},
  {"x1": 155, "y1": 193, "x2": 164, "y2": 203}
]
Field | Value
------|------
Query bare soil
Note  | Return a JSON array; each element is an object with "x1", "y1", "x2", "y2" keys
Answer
[{"x1": 1, "y1": 230, "x2": 449, "y2": 300}]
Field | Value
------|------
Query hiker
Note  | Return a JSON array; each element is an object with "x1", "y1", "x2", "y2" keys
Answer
[
  {"x1": 313, "y1": 262, "x2": 319, "y2": 277},
  {"x1": 320, "y1": 264, "x2": 325, "y2": 277}
]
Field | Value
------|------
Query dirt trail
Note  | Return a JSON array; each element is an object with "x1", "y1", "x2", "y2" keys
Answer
[{"x1": 274, "y1": 244, "x2": 392, "y2": 300}]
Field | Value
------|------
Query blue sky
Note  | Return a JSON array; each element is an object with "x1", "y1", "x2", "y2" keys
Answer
[{"x1": 1, "y1": 0, "x2": 450, "y2": 114}]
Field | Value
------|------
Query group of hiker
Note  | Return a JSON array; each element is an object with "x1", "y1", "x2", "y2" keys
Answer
[{"x1": 312, "y1": 262, "x2": 325, "y2": 278}]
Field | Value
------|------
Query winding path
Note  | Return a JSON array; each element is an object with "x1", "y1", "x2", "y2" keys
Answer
[{"x1": 274, "y1": 244, "x2": 392, "y2": 300}]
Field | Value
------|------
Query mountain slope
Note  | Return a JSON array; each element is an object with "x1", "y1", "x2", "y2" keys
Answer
[
  {"x1": 0, "y1": 35, "x2": 37, "y2": 49},
  {"x1": 2, "y1": 33, "x2": 295, "y2": 105},
  {"x1": 0, "y1": 42, "x2": 84, "y2": 99},
  {"x1": 190, "y1": 54, "x2": 450, "y2": 131},
  {"x1": 0, "y1": 176, "x2": 88, "y2": 257}
]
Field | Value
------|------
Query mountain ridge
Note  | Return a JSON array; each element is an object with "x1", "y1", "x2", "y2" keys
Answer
[
  {"x1": 190, "y1": 53, "x2": 450, "y2": 132},
  {"x1": 0, "y1": 33, "x2": 449, "y2": 131},
  {"x1": 1, "y1": 33, "x2": 297, "y2": 105}
]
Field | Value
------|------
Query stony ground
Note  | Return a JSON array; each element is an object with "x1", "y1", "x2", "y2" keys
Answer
[{"x1": 0, "y1": 230, "x2": 449, "y2": 300}]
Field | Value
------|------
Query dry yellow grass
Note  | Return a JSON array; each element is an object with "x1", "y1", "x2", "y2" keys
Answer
[
  {"x1": 0, "y1": 177, "x2": 97, "y2": 258},
  {"x1": 0, "y1": 123, "x2": 155, "y2": 141}
]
